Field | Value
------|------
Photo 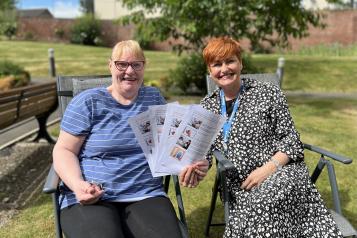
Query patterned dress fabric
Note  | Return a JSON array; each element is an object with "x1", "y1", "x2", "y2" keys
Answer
[{"x1": 201, "y1": 78, "x2": 342, "y2": 237}]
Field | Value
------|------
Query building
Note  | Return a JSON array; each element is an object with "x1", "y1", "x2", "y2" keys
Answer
[
  {"x1": 17, "y1": 8, "x2": 54, "y2": 18},
  {"x1": 94, "y1": 0, "x2": 159, "y2": 20}
]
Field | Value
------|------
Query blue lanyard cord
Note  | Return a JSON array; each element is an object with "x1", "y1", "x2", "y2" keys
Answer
[{"x1": 220, "y1": 82, "x2": 244, "y2": 144}]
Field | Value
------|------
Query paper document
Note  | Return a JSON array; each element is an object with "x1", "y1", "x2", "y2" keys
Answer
[{"x1": 129, "y1": 103, "x2": 226, "y2": 177}]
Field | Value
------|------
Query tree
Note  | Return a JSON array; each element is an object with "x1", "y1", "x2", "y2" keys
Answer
[
  {"x1": 80, "y1": 0, "x2": 94, "y2": 14},
  {"x1": 120, "y1": 0, "x2": 326, "y2": 53},
  {"x1": 0, "y1": 0, "x2": 17, "y2": 39},
  {"x1": 0, "y1": 0, "x2": 17, "y2": 10}
]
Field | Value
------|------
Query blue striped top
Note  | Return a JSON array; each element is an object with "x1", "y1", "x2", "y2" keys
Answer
[{"x1": 59, "y1": 86, "x2": 167, "y2": 209}]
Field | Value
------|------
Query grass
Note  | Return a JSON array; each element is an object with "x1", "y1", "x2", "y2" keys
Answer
[
  {"x1": 0, "y1": 40, "x2": 356, "y2": 237},
  {"x1": 253, "y1": 54, "x2": 357, "y2": 92},
  {"x1": 282, "y1": 43, "x2": 357, "y2": 57}
]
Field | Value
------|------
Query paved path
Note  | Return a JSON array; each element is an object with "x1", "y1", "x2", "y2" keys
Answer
[{"x1": 286, "y1": 91, "x2": 357, "y2": 99}]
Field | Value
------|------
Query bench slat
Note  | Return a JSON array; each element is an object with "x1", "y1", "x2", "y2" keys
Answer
[{"x1": 0, "y1": 81, "x2": 58, "y2": 130}]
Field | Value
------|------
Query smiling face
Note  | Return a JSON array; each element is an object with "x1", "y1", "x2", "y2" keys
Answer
[
  {"x1": 208, "y1": 55, "x2": 242, "y2": 90},
  {"x1": 109, "y1": 41, "x2": 145, "y2": 99},
  {"x1": 203, "y1": 37, "x2": 243, "y2": 93}
]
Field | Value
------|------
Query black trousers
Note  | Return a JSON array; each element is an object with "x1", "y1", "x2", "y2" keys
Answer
[{"x1": 60, "y1": 196, "x2": 182, "y2": 238}]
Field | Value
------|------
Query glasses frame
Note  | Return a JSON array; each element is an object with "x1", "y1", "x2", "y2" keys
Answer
[{"x1": 113, "y1": 60, "x2": 145, "y2": 71}]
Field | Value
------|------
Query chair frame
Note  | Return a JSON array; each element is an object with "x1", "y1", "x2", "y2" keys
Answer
[
  {"x1": 204, "y1": 73, "x2": 357, "y2": 237},
  {"x1": 43, "y1": 75, "x2": 188, "y2": 238}
]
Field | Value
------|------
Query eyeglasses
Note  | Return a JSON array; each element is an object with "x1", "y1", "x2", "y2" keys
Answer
[{"x1": 113, "y1": 60, "x2": 145, "y2": 71}]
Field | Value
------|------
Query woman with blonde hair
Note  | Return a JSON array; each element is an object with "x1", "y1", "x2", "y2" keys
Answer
[{"x1": 53, "y1": 40, "x2": 207, "y2": 238}]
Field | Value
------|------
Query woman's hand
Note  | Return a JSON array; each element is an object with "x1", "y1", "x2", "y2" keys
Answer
[
  {"x1": 179, "y1": 160, "x2": 209, "y2": 188},
  {"x1": 240, "y1": 162, "x2": 276, "y2": 190},
  {"x1": 73, "y1": 180, "x2": 104, "y2": 205}
]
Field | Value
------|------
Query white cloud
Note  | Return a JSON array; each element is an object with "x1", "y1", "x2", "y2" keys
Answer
[{"x1": 53, "y1": 1, "x2": 82, "y2": 19}]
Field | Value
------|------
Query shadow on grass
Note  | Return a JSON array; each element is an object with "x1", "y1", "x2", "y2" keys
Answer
[{"x1": 186, "y1": 203, "x2": 225, "y2": 238}]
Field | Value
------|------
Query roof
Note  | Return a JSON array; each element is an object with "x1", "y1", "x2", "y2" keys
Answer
[{"x1": 17, "y1": 8, "x2": 54, "y2": 18}]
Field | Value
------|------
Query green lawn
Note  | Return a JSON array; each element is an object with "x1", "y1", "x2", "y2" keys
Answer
[{"x1": 0, "y1": 41, "x2": 356, "y2": 237}]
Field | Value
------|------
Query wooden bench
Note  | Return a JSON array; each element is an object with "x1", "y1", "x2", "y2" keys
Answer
[{"x1": 0, "y1": 81, "x2": 58, "y2": 143}]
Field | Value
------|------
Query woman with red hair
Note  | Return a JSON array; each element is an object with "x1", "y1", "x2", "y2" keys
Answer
[{"x1": 199, "y1": 36, "x2": 342, "y2": 237}]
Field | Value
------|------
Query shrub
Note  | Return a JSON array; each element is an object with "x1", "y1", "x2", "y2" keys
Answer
[
  {"x1": 54, "y1": 27, "x2": 65, "y2": 39},
  {"x1": 1, "y1": 22, "x2": 17, "y2": 39},
  {"x1": 241, "y1": 54, "x2": 260, "y2": 74},
  {"x1": 0, "y1": 60, "x2": 30, "y2": 91},
  {"x1": 70, "y1": 14, "x2": 102, "y2": 46},
  {"x1": 0, "y1": 9, "x2": 17, "y2": 39},
  {"x1": 169, "y1": 53, "x2": 207, "y2": 95},
  {"x1": 24, "y1": 31, "x2": 34, "y2": 40}
]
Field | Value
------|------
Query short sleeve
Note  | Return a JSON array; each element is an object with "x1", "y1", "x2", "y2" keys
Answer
[{"x1": 60, "y1": 91, "x2": 93, "y2": 136}]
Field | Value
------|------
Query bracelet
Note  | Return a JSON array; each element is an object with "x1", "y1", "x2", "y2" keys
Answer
[{"x1": 271, "y1": 158, "x2": 282, "y2": 171}]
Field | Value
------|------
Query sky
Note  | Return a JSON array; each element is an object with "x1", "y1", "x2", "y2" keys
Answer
[{"x1": 16, "y1": 0, "x2": 82, "y2": 19}]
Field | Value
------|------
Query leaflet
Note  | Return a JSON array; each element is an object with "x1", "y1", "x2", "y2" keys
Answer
[
  {"x1": 129, "y1": 103, "x2": 226, "y2": 177},
  {"x1": 156, "y1": 104, "x2": 226, "y2": 175}
]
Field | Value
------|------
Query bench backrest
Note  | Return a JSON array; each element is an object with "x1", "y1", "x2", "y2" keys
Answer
[
  {"x1": 0, "y1": 81, "x2": 57, "y2": 129},
  {"x1": 56, "y1": 75, "x2": 111, "y2": 116},
  {"x1": 206, "y1": 73, "x2": 281, "y2": 94}
]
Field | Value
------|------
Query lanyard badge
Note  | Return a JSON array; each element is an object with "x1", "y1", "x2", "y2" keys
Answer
[{"x1": 220, "y1": 82, "x2": 243, "y2": 152}]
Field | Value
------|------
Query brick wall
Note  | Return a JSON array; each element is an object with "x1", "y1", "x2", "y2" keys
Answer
[
  {"x1": 16, "y1": 10, "x2": 357, "y2": 51},
  {"x1": 288, "y1": 10, "x2": 357, "y2": 50}
]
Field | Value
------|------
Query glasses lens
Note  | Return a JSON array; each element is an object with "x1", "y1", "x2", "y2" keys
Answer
[
  {"x1": 132, "y1": 61, "x2": 144, "y2": 71},
  {"x1": 115, "y1": 61, "x2": 129, "y2": 70}
]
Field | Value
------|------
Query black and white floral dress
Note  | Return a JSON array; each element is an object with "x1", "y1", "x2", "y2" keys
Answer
[{"x1": 201, "y1": 78, "x2": 342, "y2": 238}]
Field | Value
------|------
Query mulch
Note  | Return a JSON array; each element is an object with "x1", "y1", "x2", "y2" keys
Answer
[{"x1": 0, "y1": 142, "x2": 53, "y2": 227}]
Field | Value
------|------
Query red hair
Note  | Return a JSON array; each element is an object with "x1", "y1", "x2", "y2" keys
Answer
[{"x1": 202, "y1": 37, "x2": 242, "y2": 65}]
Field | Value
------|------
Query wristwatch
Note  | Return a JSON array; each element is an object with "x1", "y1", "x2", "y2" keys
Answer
[{"x1": 271, "y1": 158, "x2": 282, "y2": 171}]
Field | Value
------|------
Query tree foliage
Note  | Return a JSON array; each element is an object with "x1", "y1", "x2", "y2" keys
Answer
[
  {"x1": 0, "y1": 0, "x2": 17, "y2": 39},
  {"x1": 80, "y1": 0, "x2": 95, "y2": 14},
  {"x1": 70, "y1": 14, "x2": 102, "y2": 46},
  {"x1": 0, "y1": 0, "x2": 17, "y2": 10},
  {"x1": 120, "y1": 0, "x2": 326, "y2": 53}
]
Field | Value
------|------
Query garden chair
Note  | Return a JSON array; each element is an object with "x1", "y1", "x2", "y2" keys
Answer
[
  {"x1": 43, "y1": 75, "x2": 189, "y2": 238},
  {"x1": 204, "y1": 73, "x2": 357, "y2": 237}
]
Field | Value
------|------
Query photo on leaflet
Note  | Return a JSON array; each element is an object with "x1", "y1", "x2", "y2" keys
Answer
[
  {"x1": 169, "y1": 127, "x2": 176, "y2": 136},
  {"x1": 183, "y1": 126, "x2": 197, "y2": 138},
  {"x1": 145, "y1": 136, "x2": 153, "y2": 146},
  {"x1": 139, "y1": 121, "x2": 151, "y2": 134},
  {"x1": 177, "y1": 135, "x2": 191, "y2": 150},
  {"x1": 156, "y1": 115, "x2": 165, "y2": 125},
  {"x1": 190, "y1": 117, "x2": 202, "y2": 129},
  {"x1": 170, "y1": 146, "x2": 185, "y2": 161},
  {"x1": 171, "y1": 118, "x2": 182, "y2": 128}
]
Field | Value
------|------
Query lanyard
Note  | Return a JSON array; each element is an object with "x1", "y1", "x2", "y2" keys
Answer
[{"x1": 220, "y1": 82, "x2": 243, "y2": 150}]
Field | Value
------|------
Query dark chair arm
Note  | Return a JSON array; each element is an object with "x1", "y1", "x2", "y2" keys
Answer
[
  {"x1": 304, "y1": 143, "x2": 354, "y2": 215},
  {"x1": 43, "y1": 164, "x2": 60, "y2": 194},
  {"x1": 304, "y1": 143, "x2": 352, "y2": 164},
  {"x1": 213, "y1": 150, "x2": 235, "y2": 172}
]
